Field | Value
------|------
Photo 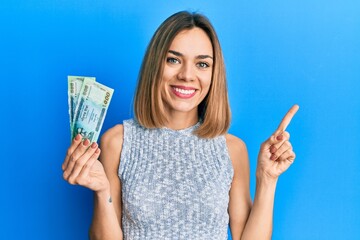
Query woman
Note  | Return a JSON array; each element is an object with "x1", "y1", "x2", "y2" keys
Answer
[{"x1": 62, "y1": 11, "x2": 298, "y2": 239}]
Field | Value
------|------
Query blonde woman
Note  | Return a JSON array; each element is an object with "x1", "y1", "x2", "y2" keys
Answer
[{"x1": 62, "y1": 11, "x2": 299, "y2": 240}]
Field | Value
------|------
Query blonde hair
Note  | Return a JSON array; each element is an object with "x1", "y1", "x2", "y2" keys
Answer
[{"x1": 134, "y1": 11, "x2": 231, "y2": 138}]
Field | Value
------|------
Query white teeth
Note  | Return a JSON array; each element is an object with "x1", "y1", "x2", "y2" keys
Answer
[{"x1": 173, "y1": 87, "x2": 195, "y2": 95}]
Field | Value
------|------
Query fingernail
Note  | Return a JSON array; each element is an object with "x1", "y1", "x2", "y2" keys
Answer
[
  {"x1": 75, "y1": 134, "x2": 81, "y2": 141},
  {"x1": 95, "y1": 148, "x2": 100, "y2": 154},
  {"x1": 276, "y1": 135, "x2": 283, "y2": 141},
  {"x1": 270, "y1": 145, "x2": 277, "y2": 153},
  {"x1": 91, "y1": 142, "x2": 97, "y2": 149},
  {"x1": 83, "y1": 139, "x2": 90, "y2": 146},
  {"x1": 270, "y1": 154, "x2": 277, "y2": 160}
]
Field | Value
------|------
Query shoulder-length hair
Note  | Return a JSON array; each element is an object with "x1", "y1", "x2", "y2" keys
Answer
[{"x1": 134, "y1": 11, "x2": 231, "y2": 138}]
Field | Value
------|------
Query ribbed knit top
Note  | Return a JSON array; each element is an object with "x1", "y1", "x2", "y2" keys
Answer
[{"x1": 118, "y1": 119, "x2": 234, "y2": 240}]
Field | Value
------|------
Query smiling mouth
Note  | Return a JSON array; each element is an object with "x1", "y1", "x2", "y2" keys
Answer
[{"x1": 171, "y1": 86, "x2": 197, "y2": 98}]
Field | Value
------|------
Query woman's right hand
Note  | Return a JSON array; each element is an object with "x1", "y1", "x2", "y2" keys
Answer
[{"x1": 62, "y1": 134, "x2": 110, "y2": 193}]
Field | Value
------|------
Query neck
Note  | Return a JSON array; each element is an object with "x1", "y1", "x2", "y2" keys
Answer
[{"x1": 164, "y1": 110, "x2": 199, "y2": 130}]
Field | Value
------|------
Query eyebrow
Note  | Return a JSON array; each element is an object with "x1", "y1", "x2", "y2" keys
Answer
[{"x1": 168, "y1": 50, "x2": 213, "y2": 60}]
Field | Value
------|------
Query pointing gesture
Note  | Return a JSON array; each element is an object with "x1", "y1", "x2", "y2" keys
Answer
[
  {"x1": 275, "y1": 104, "x2": 299, "y2": 134},
  {"x1": 257, "y1": 105, "x2": 299, "y2": 180}
]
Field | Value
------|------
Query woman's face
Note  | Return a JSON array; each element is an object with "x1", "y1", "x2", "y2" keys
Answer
[{"x1": 161, "y1": 27, "x2": 213, "y2": 119}]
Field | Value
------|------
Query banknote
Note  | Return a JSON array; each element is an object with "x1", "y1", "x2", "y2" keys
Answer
[
  {"x1": 67, "y1": 76, "x2": 95, "y2": 132},
  {"x1": 72, "y1": 80, "x2": 114, "y2": 142}
]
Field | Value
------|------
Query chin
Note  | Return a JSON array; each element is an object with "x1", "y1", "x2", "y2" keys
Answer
[{"x1": 167, "y1": 101, "x2": 198, "y2": 114}]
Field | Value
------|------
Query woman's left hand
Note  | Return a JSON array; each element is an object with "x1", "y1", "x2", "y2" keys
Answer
[{"x1": 256, "y1": 105, "x2": 299, "y2": 180}]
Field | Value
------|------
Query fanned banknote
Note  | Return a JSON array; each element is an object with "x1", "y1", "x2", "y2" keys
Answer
[
  {"x1": 67, "y1": 76, "x2": 95, "y2": 132},
  {"x1": 71, "y1": 80, "x2": 114, "y2": 142}
]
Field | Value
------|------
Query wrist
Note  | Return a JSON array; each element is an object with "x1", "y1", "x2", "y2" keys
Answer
[
  {"x1": 94, "y1": 189, "x2": 113, "y2": 205},
  {"x1": 254, "y1": 175, "x2": 278, "y2": 200},
  {"x1": 94, "y1": 183, "x2": 111, "y2": 199},
  {"x1": 256, "y1": 167, "x2": 279, "y2": 182},
  {"x1": 256, "y1": 172, "x2": 278, "y2": 186}
]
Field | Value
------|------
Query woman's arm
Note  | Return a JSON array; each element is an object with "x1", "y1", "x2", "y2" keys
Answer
[
  {"x1": 227, "y1": 133, "x2": 283, "y2": 240},
  {"x1": 62, "y1": 125, "x2": 124, "y2": 239},
  {"x1": 228, "y1": 105, "x2": 298, "y2": 240},
  {"x1": 89, "y1": 124, "x2": 124, "y2": 240}
]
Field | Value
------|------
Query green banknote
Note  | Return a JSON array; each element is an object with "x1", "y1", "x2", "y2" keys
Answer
[
  {"x1": 72, "y1": 80, "x2": 114, "y2": 143},
  {"x1": 67, "y1": 76, "x2": 96, "y2": 132}
]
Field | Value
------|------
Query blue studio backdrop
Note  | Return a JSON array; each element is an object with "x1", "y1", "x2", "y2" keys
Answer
[{"x1": 1, "y1": 1, "x2": 359, "y2": 239}]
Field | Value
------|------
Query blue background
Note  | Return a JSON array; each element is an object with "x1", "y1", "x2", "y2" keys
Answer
[{"x1": 1, "y1": 1, "x2": 359, "y2": 239}]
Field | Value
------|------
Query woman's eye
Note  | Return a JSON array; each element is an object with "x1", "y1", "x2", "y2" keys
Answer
[
  {"x1": 167, "y1": 57, "x2": 180, "y2": 64},
  {"x1": 197, "y1": 62, "x2": 209, "y2": 68}
]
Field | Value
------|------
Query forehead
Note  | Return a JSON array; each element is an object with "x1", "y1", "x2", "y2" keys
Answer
[{"x1": 169, "y1": 27, "x2": 213, "y2": 56}]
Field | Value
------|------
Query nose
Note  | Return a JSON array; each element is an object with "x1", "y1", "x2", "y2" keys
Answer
[{"x1": 177, "y1": 63, "x2": 195, "y2": 82}]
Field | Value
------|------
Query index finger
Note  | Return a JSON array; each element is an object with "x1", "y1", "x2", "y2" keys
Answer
[
  {"x1": 276, "y1": 104, "x2": 299, "y2": 133},
  {"x1": 62, "y1": 134, "x2": 82, "y2": 170}
]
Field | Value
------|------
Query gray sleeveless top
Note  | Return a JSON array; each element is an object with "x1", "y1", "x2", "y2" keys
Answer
[{"x1": 119, "y1": 119, "x2": 234, "y2": 240}]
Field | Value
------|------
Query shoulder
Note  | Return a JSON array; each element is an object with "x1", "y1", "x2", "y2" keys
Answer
[
  {"x1": 101, "y1": 124, "x2": 124, "y2": 148},
  {"x1": 225, "y1": 133, "x2": 247, "y2": 156},
  {"x1": 99, "y1": 124, "x2": 124, "y2": 173},
  {"x1": 225, "y1": 134, "x2": 249, "y2": 180}
]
